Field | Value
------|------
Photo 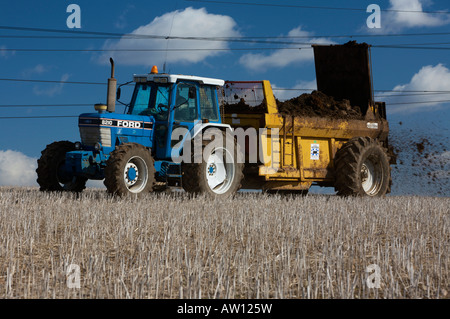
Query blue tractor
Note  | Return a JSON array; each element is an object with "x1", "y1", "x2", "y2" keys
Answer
[{"x1": 36, "y1": 59, "x2": 244, "y2": 196}]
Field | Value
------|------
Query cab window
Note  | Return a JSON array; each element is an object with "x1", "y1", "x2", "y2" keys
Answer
[
  {"x1": 174, "y1": 83, "x2": 198, "y2": 122},
  {"x1": 130, "y1": 84, "x2": 151, "y2": 115},
  {"x1": 199, "y1": 85, "x2": 219, "y2": 121},
  {"x1": 151, "y1": 86, "x2": 170, "y2": 121},
  {"x1": 129, "y1": 83, "x2": 170, "y2": 121}
]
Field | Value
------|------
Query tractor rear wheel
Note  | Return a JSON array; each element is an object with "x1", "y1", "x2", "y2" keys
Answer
[
  {"x1": 36, "y1": 141, "x2": 87, "y2": 192},
  {"x1": 334, "y1": 137, "x2": 391, "y2": 197},
  {"x1": 182, "y1": 131, "x2": 244, "y2": 197},
  {"x1": 104, "y1": 143, "x2": 155, "y2": 196}
]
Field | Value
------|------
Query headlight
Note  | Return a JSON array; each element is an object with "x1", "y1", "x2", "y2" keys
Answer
[
  {"x1": 74, "y1": 141, "x2": 82, "y2": 150},
  {"x1": 94, "y1": 142, "x2": 102, "y2": 152},
  {"x1": 153, "y1": 77, "x2": 168, "y2": 83},
  {"x1": 133, "y1": 76, "x2": 147, "y2": 83}
]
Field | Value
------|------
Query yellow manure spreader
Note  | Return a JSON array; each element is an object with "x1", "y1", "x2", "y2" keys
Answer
[{"x1": 221, "y1": 43, "x2": 393, "y2": 196}]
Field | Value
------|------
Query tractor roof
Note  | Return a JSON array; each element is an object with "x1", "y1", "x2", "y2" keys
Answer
[{"x1": 133, "y1": 73, "x2": 225, "y2": 86}]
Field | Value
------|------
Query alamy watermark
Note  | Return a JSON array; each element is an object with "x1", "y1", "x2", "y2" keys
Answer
[
  {"x1": 66, "y1": 263, "x2": 81, "y2": 289},
  {"x1": 367, "y1": 4, "x2": 381, "y2": 29},
  {"x1": 170, "y1": 124, "x2": 280, "y2": 168},
  {"x1": 366, "y1": 264, "x2": 381, "y2": 289},
  {"x1": 66, "y1": 4, "x2": 81, "y2": 29},
  {"x1": 65, "y1": 4, "x2": 380, "y2": 30}
]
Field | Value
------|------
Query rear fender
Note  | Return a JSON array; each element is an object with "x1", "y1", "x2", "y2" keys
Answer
[
  {"x1": 191, "y1": 122, "x2": 233, "y2": 139},
  {"x1": 170, "y1": 122, "x2": 233, "y2": 162}
]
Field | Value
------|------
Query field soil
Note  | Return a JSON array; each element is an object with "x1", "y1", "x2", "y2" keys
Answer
[{"x1": 0, "y1": 187, "x2": 448, "y2": 299}]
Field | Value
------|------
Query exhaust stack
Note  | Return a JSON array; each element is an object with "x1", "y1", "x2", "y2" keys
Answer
[{"x1": 107, "y1": 57, "x2": 117, "y2": 113}]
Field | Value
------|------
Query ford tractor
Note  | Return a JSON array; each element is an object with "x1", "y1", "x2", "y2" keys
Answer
[{"x1": 36, "y1": 59, "x2": 244, "y2": 196}]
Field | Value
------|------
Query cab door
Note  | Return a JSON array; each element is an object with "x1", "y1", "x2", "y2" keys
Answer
[{"x1": 165, "y1": 82, "x2": 199, "y2": 159}]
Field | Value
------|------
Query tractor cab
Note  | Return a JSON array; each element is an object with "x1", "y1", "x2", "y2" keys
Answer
[{"x1": 129, "y1": 67, "x2": 224, "y2": 160}]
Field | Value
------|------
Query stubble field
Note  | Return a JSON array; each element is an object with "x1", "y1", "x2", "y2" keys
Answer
[{"x1": 0, "y1": 186, "x2": 448, "y2": 299}]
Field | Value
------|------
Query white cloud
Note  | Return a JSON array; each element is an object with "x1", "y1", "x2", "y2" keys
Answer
[
  {"x1": 33, "y1": 73, "x2": 70, "y2": 97},
  {"x1": 0, "y1": 45, "x2": 15, "y2": 59},
  {"x1": 383, "y1": 0, "x2": 450, "y2": 31},
  {"x1": 239, "y1": 27, "x2": 333, "y2": 71},
  {"x1": 0, "y1": 150, "x2": 38, "y2": 187},
  {"x1": 115, "y1": 4, "x2": 135, "y2": 29},
  {"x1": 22, "y1": 64, "x2": 51, "y2": 77},
  {"x1": 383, "y1": 64, "x2": 450, "y2": 113},
  {"x1": 272, "y1": 79, "x2": 317, "y2": 101},
  {"x1": 99, "y1": 7, "x2": 240, "y2": 67}
]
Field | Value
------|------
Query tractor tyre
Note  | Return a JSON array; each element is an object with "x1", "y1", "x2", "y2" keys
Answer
[
  {"x1": 104, "y1": 143, "x2": 156, "y2": 196},
  {"x1": 182, "y1": 131, "x2": 244, "y2": 197},
  {"x1": 334, "y1": 137, "x2": 391, "y2": 197},
  {"x1": 36, "y1": 141, "x2": 87, "y2": 192}
]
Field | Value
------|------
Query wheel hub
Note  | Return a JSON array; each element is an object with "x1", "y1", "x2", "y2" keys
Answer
[
  {"x1": 361, "y1": 159, "x2": 382, "y2": 196},
  {"x1": 125, "y1": 163, "x2": 139, "y2": 185},
  {"x1": 208, "y1": 163, "x2": 216, "y2": 176},
  {"x1": 361, "y1": 165, "x2": 369, "y2": 182}
]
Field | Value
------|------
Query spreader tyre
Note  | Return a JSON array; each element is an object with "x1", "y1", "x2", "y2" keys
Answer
[{"x1": 334, "y1": 137, "x2": 391, "y2": 196}]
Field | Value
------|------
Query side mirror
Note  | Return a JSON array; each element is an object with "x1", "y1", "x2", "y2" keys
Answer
[
  {"x1": 116, "y1": 87, "x2": 121, "y2": 100},
  {"x1": 188, "y1": 86, "x2": 196, "y2": 99}
]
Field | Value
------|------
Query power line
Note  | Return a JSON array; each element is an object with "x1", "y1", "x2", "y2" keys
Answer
[
  {"x1": 1, "y1": 99, "x2": 449, "y2": 119},
  {"x1": 0, "y1": 35, "x2": 124, "y2": 39},
  {"x1": 185, "y1": 0, "x2": 450, "y2": 14},
  {"x1": 0, "y1": 25, "x2": 157, "y2": 38},
  {"x1": 4, "y1": 45, "x2": 450, "y2": 53},
  {"x1": 387, "y1": 100, "x2": 450, "y2": 105},
  {"x1": 1, "y1": 93, "x2": 447, "y2": 108},
  {"x1": 376, "y1": 42, "x2": 450, "y2": 46},
  {"x1": 1, "y1": 77, "x2": 450, "y2": 95},
  {"x1": 0, "y1": 47, "x2": 313, "y2": 52},
  {"x1": 2, "y1": 25, "x2": 450, "y2": 41},
  {"x1": 0, "y1": 116, "x2": 78, "y2": 119},
  {"x1": 272, "y1": 87, "x2": 450, "y2": 93},
  {"x1": 4, "y1": 33, "x2": 450, "y2": 41},
  {"x1": 0, "y1": 104, "x2": 93, "y2": 108},
  {"x1": 376, "y1": 89, "x2": 450, "y2": 93},
  {"x1": 375, "y1": 92, "x2": 450, "y2": 98},
  {"x1": 373, "y1": 45, "x2": 450, "y2": 50},
  {"x1": 0, "y1": 78, "x2": 105, "y2": 85},
  {"x1": 0, "y1": 93, "x2": 447, "y2": 108}
]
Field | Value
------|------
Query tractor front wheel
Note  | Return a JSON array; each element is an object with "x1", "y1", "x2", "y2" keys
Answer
[
  {"x1": 36, "y1": 141, "x2": 87, "y2": 192},
  {"x1": 104, "y1": 143, "x2": 156, "y2": 196}
]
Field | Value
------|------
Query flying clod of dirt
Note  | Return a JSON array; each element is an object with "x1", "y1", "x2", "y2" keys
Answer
[{"x1": 277, "y1": 90, "x2": 363, "y2": 120}]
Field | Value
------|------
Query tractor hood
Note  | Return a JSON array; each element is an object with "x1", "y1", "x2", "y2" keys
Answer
[{"x1": 78, "y1": 112, "x2": 154, "y2": 152}]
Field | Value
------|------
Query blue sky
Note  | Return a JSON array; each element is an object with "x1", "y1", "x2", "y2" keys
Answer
[{"x1": 0, "y1": 0, "x2": 449, "y2": 190}]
